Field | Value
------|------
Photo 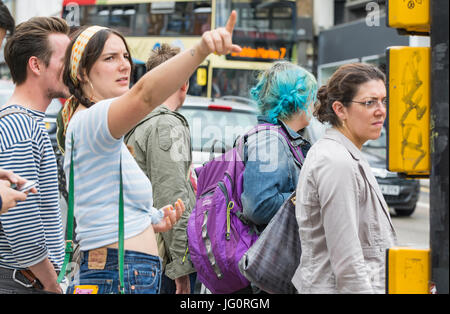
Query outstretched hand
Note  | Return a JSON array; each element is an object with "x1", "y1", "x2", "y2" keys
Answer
[
  {"x1": 198, "y1": 10, "x2": 241, "y2": 57},
  {"x1": 153, "y1": 199, "x2": 186, "y2": 233}
]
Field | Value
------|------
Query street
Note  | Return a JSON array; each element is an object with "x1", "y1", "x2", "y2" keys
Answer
[{"x1": 390, "y1": 180, "x2": 430, "y2": 249}]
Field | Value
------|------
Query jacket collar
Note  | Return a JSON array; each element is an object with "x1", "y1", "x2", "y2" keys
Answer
[
  {"x1": 147, "y1": 104, "x2": 189, "y2": 125},
  {"x1": 1, "y1": 104, "x2": 45, "y2": 120},
  {"x1": 150, "y1": 104, "x2": 171, "y2": 116},
  {"x1": 323, "y1": 128, "x2": 363, "y2": 161},
  {"x1": 257, "y1": 115, "x2": 309, "y2": 145}
]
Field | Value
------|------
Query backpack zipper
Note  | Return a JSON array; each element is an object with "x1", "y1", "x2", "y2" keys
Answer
[
  {"x1": 181, "y1": 247, "x2": 189, "y2": 264},
  {"x1": 225, "y1": 201, "x2": 235, "y2": 240},
  {"x1": 218, "y1": 179, "x2": 234, "y2": 241}
]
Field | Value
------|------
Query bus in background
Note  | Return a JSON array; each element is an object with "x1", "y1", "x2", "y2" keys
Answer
[{"x1": 62, "y1": 0, "x2": 298, "y2": 99}]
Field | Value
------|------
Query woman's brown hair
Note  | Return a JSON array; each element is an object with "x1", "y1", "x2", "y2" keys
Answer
[
  {"x1": 314, "y1": 63, "x2": 386, "y2": 127},
  {"x1": 62, "y1": 26, "x2": 134, "y2": 108}
]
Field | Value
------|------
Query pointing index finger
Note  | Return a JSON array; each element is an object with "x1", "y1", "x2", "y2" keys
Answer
[{"x1": 225, "y1": 10, "x2": 237, "y2": 33}]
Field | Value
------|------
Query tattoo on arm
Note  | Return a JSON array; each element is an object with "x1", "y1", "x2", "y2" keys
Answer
[{"x1": 190, "y1": 49, "x2": 195, "y2": 57}]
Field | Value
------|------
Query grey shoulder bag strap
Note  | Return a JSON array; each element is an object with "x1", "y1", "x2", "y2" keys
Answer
[
  {"x1": 0, "y1": 107, "x2": 35, "y2": 121},
  {"x1": 124, "y1": 112, "x2": 166, "y2": 144}
]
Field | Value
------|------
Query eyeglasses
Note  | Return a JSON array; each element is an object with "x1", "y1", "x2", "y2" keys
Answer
[{"x1": 351, "y1": 98, "x2": 387, "y2": 110}]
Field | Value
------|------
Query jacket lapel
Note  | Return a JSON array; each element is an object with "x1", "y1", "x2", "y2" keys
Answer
[
  {"x1": 358, "y1": 160, "x2": 395, "y2": 230},
  {"x1": 324, "y1": 129, "x2": 395, "y2": 230}
]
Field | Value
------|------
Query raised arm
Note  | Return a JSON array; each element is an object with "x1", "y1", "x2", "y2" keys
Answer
[{"x1": 107, "y1": 11, "x2": 241, "y2": 139}]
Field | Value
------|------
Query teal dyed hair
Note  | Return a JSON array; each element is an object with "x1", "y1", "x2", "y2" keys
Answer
[{"x1": 250, "y1": 61, "x2": 318, "y2": 124}]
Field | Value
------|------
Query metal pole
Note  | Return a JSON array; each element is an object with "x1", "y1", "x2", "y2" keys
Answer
[{"x1": 430, "y1": 0, "x2": 449, "y2": 294}]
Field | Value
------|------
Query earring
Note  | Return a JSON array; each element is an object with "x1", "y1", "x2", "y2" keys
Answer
[{"x1": 88, "y1": 80, "x2": 95, "y2": 103}]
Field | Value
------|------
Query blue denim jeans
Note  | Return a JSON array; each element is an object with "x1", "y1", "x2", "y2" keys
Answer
[{"x1": 67, "y1": 248, "x2": 162, "y2": 294}]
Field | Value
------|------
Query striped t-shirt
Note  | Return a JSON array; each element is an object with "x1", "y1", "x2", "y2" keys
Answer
[
  {"x1": 64, "y1": 98, "x2": 164, "y2": 251},
  {"x1": 0, "y1": 104, "x2": 64, "y2": 270}
]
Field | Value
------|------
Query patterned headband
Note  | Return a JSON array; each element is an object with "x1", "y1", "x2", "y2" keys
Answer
[{"x1": 70, "y1": 26, "x2": 107, "y2": 85}]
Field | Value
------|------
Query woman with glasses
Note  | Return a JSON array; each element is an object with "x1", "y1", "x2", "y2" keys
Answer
[{"x1": 292, "y1": 63, "x2": 397, "y2": 294}]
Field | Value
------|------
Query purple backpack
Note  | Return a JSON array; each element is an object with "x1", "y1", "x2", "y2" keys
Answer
[{"x1": 187, "y1": 124, "x2": 304, "y2": 294}]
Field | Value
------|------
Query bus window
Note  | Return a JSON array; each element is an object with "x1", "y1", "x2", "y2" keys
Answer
[
  {"x1": 63, "y1": 2, "x2": 211, "y2": 37},
  {"x1": 135, "y1": 2, "x2": 211, "y2": 37},
  {"x1": 110, "y1": 6, "x2": 136, "y2": 36},
  {"x1": 216, "y1": 0, "x2": 296, "y2": 42},
  {"x1": 273, "y1": 5, "x2": 293, "y2": 18},
  {"x1": 64, "y1": 4, "x2": 136, "y2": 35},
  {"x1": 193, "y1": 8, "x2": 211, "y2": 34},
  {"x1": 212, "y1": 68, "x2": 259, "y2": 99},
  {"x1": 79, "y1": 6, "x2": 109, "y2": 27}
]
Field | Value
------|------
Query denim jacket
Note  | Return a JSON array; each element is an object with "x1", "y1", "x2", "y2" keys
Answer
[{"x1": 241, "y1": 116, "x2": 311, "y2": 227}]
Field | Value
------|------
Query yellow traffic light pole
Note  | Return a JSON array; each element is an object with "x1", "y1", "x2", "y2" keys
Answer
[
  {"x1": 385, "y1": 0, "x2": 449, "y2": 294},
  {"x1": 428, "y1": 0, "x2": 449, "y2": 295},
  {"x1": 387, "y1": 46, "x2": 430, "y2": 175},
  {"x1": 386, "y1": 247, "x2": 431, "y2": 294}
]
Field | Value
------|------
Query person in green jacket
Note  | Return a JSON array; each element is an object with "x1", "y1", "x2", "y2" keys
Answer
[{"x1": 125, "y1": 43, "x2": 197, "y2": 294}]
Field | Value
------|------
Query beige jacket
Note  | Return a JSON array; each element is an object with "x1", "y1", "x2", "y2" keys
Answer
[{"x1": 292, "y1": 128, "x2": 397, "y2": 294}]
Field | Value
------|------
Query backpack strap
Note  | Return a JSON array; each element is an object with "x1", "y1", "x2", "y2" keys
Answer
[
  {"x1": 57, "y1": 134, "x2": 75, "y2": 285},
  {"x1": 124, "y1": 112, "x2": 166, "y2": 144},
  {"x1": 0, "y1": 107, "x2": 36, "y2": 121},
  {"x1": 124, "y1": 109, "x2": 188, "y2": 144},
  {"x1": 239, "y1": 123, "x2": 305, "y2": 166},
  {"x1": 118, "y1": 152, "x2": 125, "y2": 294},
  {"x1": 275, "y1": 126, "x2": 305, "y2": 166}
]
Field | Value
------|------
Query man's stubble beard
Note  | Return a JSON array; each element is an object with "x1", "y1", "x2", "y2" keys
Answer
[{"x1": 47, "y1": 85, "x2": 70, "y2": 100}]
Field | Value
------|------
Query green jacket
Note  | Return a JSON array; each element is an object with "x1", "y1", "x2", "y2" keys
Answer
[{"x1": 125, "y1": 105, "x2": 196, "y2": 280}]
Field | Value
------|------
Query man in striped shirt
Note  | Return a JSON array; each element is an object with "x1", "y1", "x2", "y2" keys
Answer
[{"x1": 0, "y1": 17, "x2": 70, "y2": 294}]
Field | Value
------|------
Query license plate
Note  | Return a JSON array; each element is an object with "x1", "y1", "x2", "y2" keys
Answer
[{"x1": 380, "y1": 184, "x2": 400, "y2": 196}]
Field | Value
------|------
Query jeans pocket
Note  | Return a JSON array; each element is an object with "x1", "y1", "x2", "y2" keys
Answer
[{"x1": 129, "y1": 265, "x2": 161, "y2": 294}]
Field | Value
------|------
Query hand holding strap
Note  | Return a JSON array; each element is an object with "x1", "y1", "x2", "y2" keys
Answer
[
  {"x1": 118, "y1": 154, "x2": 125, "y2": 294},
  {"x1": 56, "y1": 134, "x2": 125, "y2": 295},
  {"x1": 57, "y1": 134, "x2": 75, "y2": 284}
]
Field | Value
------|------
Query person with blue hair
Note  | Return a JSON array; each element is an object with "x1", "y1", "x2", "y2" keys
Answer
[{"x1": 240, "y1": 60, "x2": 317, "y2": 261}]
